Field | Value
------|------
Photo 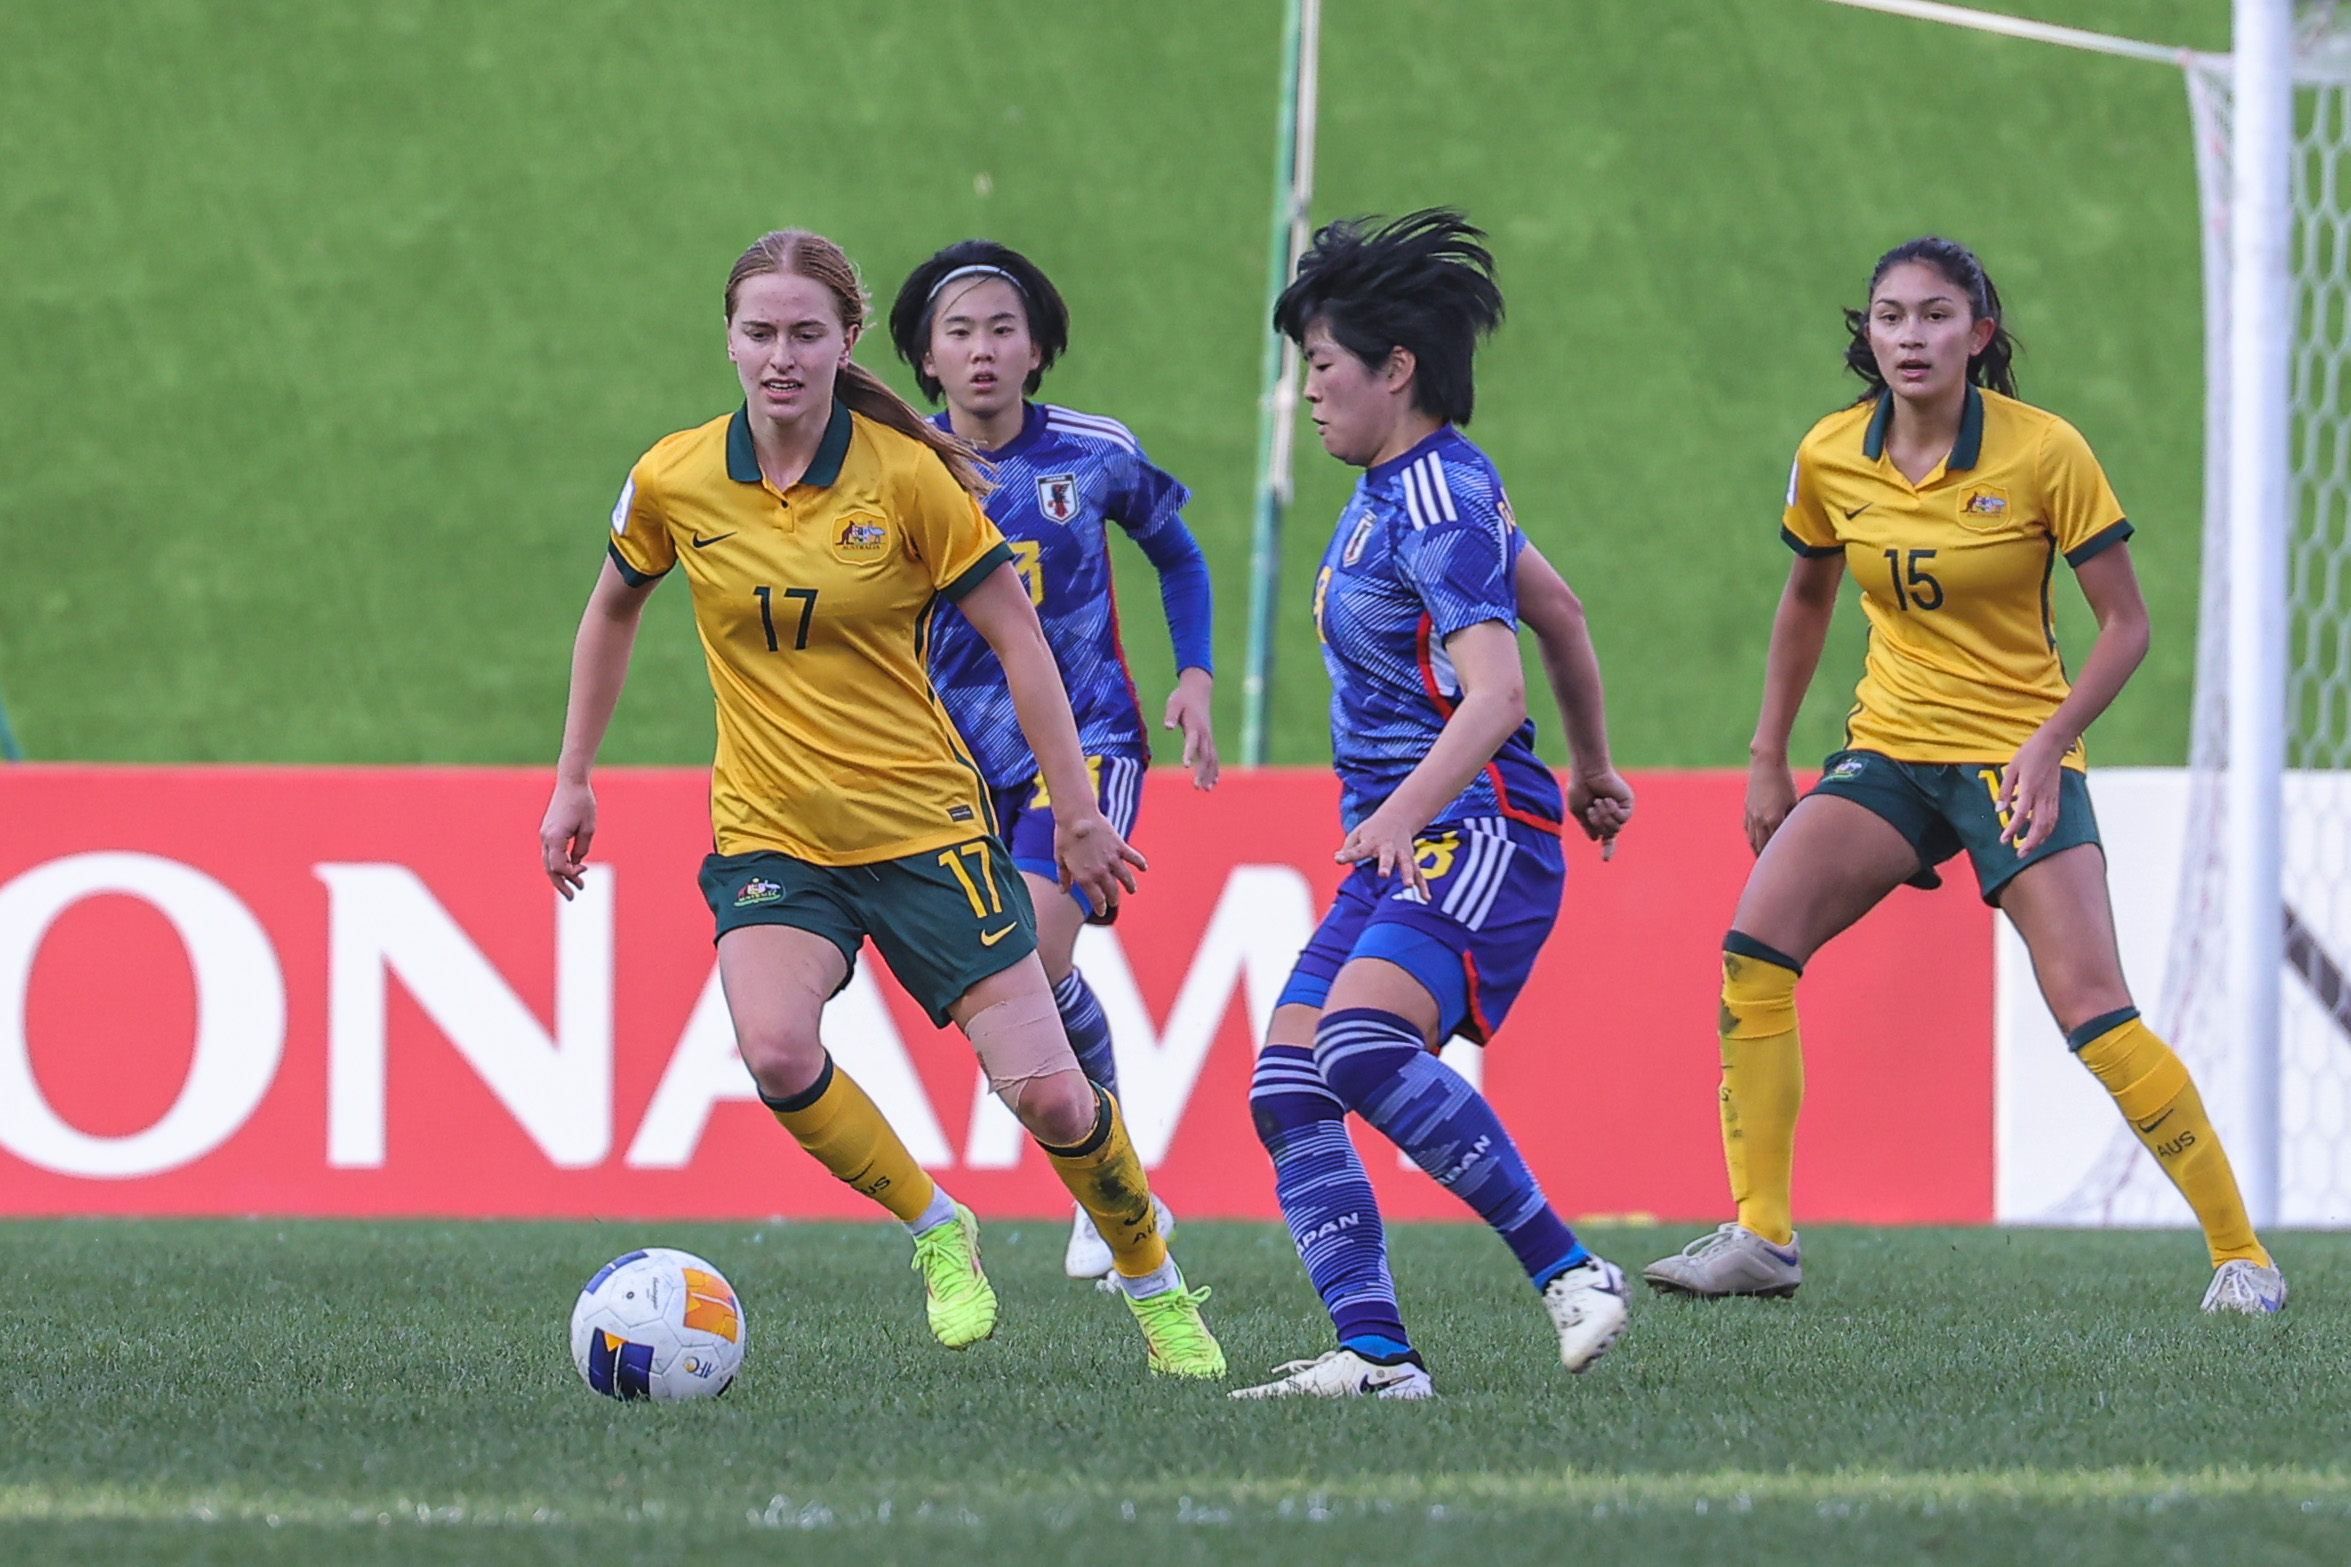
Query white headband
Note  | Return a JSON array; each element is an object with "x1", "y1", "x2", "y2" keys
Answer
[{"x1": 927, "y1": 264, "x2": 1025, "y2": 303}]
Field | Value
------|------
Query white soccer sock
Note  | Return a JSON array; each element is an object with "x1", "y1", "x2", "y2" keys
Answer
[
  {"x1": 903, "y1": 1185, "x2": 958, "y2": 1238},
  {"x1": 1116, "y1": 1255, "x2": 1182, "y2": 1300}
]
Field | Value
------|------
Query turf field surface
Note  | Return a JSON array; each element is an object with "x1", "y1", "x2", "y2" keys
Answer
[
  {"x1": 0, "y1": 1, "x2": 2228, "y2": 771},
  {"x1": 5, "y1": 1218, "x2": 2343, "y2": 1565}
]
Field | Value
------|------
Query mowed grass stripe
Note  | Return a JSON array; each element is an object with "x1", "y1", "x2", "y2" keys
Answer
[{"x1": 8, "y1": 1465, "x2": 2351, "y2": 1525}]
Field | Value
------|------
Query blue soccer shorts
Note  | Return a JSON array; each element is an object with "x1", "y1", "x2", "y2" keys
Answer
[
  {"x1": 988, "y1": 752, "x2": 1146, "y2": 921},
  {"x1": 1275, "y1": 815, "x2": 1565, "y2": 1044}
]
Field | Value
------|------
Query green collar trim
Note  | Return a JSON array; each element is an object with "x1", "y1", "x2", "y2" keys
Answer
[
  {"x1": 724, "y1": 399, "x2": 855, "y2": 488},
  {"x1": 1860, "y1": 383, "x2": 1983, "y2": 472},
  {"x1": 1950, "y1": 383, "x2": 1984, "y2": 471},
  {"x1": 725, "y1": 405, "x2": 760, "y2": 483},
  {"x1": 805, "y1": 399, "x2": 853, "y2": 487}
]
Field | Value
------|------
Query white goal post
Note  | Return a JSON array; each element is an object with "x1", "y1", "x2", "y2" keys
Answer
[{"x1": 1821, "y1": 2, "x2": 2351, "y2": 1226}]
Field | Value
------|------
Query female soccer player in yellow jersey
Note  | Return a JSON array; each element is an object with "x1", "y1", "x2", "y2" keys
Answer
[
  {"x1": 536, "y1": 229, "x2": 1224, "y2": 1376},
  {"x1": 1643, "y1": 236, "x2": 2285, "y2": 1315}
]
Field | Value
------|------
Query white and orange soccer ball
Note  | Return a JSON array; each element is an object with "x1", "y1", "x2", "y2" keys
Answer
[{"x1": 568, "y1": 1247, "x2": 746, "y2": 1402}]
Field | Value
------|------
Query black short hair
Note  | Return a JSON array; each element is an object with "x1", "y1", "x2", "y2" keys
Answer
[
  {"x1": 1272, "y1": 208, "x2": 1503, "y2": 426},
  {"x1": 1843, "y1": 235, "x2": 2019, "y2": 403},
  {"x1": 887, "y1": 240, "x2": 1070, "y2": 403}
]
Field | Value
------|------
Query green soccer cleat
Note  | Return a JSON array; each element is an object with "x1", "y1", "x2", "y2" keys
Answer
[
  {"x1": 910, "y1": 1201, "x2": 999, "y2": 1349},
  {"x1": 1123, "y1": 1276, "x2": 1227, "y2": 1378}
]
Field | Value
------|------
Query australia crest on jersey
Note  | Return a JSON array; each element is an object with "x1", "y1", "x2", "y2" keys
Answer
[
  {"x1": 832, "y1": 515, "x2": 890, "y2": 561},
  {"x1": 1036, "y1": 472, "x2": 1080, "y2": 524},
  {"x1": 1958, "y1": 484, "x2": 2010, "y2": 528},
  {"x1": 1342, "y1": 516, "x2": 1377, "y2": 567}
]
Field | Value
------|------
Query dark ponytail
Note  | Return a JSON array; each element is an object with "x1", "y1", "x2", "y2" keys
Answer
[
  {"x1": 724, "y1": 229, "x2": 993, "y2": 497},
  {"x1": 1842, "y1": 236, "x2": 2019, "y2": 404}
]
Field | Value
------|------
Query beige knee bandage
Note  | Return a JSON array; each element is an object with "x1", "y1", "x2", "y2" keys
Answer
[{"x1": 963, "y1": 991, "x2": 1078, "y2": 1098}]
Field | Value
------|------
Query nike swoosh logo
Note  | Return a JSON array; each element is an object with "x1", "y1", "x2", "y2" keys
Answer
[
  {"x1": 2135, "y1": 1110, "x2": 2174, "y2": 1136},
  {"x1": 1843, "y1": 503, "x2": 1873, "y2": 520},
  {"x1": 691, "y1": 531, "x2": 736, "y2": 549},
  {"x1": 980, "y1": 924, "x2": 1016, "y2": 946}
]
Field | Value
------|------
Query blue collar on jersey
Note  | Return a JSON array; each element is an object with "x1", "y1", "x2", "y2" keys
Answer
[
  {"x1": 1861, "y1": 383, "x2": 1982, "y2": 471},
  {"x1": 1364, "y1": 423, "x2": 1461, "y2": 484},
  {"x1": 726, "y1": 398, "x2": 853, "y2": 488},
  {"x1": 929, "y1": 399, "x2": 1046, "y2": 462}
]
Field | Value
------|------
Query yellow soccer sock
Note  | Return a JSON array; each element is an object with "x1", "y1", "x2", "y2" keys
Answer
[
  {"x1": 763, "y1": 1055, "x2": 938, "y2": 1226},
  {"x1": 1039, "y1": 1086, "x2": 1168, "y2": 1279},
  {"x1": 2070, "y1": 1010, "x2": 2267, "y2": 1268},
  {"x1": 1720, "y1": 934, "x2": 1806, "y2": 1248}
]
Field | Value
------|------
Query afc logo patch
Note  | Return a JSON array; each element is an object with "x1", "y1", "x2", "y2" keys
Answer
[
  {"x1": 1342, "y1": 516, "x2": 1376, "y2": 566},
  {"x1": 1036, "y1": 473, "x2": 1079, "y2": 524},
  {"x1": 832, "y1": 515, "x2": 890, "y2": 561}
]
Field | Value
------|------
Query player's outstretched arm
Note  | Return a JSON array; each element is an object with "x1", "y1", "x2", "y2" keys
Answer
[
  {"x1": 1337, "y1": 619, "x2": 1526, "y2": 896},
  {"x1": 1746, "y1": 553, "x2": 1845, "y2": 855},
  {"x1": 1131, "y1": 516, "x2": 1219, "y2": 790},
  {"x1": 1515, "y1": 542, "x2": 1630, "y2": 852},
  {"x1": 541, "y1": 558, "x2": 656, "y2": 898},
  {"x1": 956, "y1": 564, "x2": 1147, "y2": 913}
]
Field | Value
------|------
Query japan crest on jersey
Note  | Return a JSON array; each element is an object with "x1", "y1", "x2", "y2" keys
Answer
[{"x1": 1036, "y1": 473, "x2": 1079, "y2": 524}]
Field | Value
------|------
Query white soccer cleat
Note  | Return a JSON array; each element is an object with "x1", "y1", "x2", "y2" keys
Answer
[
  {"x1": 1542, "y1": 1256, "x2": 1630, "y2": 1372},
  {"x1": 1228, "y1": 1348, "x2": 1433, "y2": 1401},
  {"x1": 2201, "y1": 1258, "x2": 2288, "y2": 1315},
  {"x1": 1064, "y1": 1203, "x2": 1112, "y2": 1280},
  {"x1": 1066, "y1": 1195, "x2": 1177, "y2": 1284},
  {"x1": 1642, "y1": 1222, "x2": 1803, "y2": 1300}
]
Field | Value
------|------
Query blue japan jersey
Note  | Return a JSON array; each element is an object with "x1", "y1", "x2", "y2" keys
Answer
[
  {"x1": 1312, "y1": 426, "x2": 1563, "y2": 833},
  {"x1": 926, "y1": 402, "x2": 1214, "y2": 788}
]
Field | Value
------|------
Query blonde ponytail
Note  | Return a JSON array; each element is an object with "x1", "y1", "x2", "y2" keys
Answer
[{"x1": 836, "y1": 361, "x2": 992, "y2": 496}]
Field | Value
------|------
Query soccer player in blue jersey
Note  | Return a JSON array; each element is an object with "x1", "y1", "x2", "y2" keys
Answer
[
  {"x1": 1232, "y1": 211, "x2": 1636, "y2": 1400},
  {"x1": 888, "y1": 241, "x2": 1217, "y2": 1284}
]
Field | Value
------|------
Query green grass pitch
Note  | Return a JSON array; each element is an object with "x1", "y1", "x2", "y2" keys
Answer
[
  {"x1": 4, "y1": 1218, "x2": 2344, "y2": 1565},
  {"x1": 0, "y1": 0, "x2": 2228, "y2": 771}
]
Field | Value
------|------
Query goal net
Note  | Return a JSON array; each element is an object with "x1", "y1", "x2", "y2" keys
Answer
[{"x1": 2055, "y1": 8, "x2": 2351, "y2": 1228}]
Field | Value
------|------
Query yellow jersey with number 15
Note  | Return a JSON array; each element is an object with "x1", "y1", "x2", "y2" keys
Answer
[
  {"x1": 608, "y1": 400, "x2": 1013, "y2": 865},
  {"x1": 1780, "y1": 385, "x2": 2132, "y2": 772}
]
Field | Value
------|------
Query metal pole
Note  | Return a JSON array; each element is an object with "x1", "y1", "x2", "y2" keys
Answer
[
  {"x1": 1240, "y1": 0, "x2": 1320, "y2": 767},
  {"x1": 2227, "y1": 0, "x2": 2290, "y2": 1226}
]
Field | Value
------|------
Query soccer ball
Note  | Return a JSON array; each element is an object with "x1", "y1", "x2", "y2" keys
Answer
[{"x1": 568, "y1": 1247, "x2": 746, "y2": 1402}]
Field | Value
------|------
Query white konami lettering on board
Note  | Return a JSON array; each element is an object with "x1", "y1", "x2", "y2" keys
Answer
[
  {"x1": 316, "y1": 863, "x2": 613, "y2": 1169},
  {"x1": 0, "y1": 855, "x2": 1317, "y2": 1178},
  {"x1": 0, "y1": 852, "x2": 285, "y2": 1178}
]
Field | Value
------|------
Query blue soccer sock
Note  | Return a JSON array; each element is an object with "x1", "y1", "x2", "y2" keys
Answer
[
  {"x1": 1315, "y1": 1007, "x2": 1589, "y2": 1290},
  {"x1": 1249, "y1": 1043, "x2": 1414, "y2": 1360},
  {"x1": 1052, "y1": 968, "x2": 1118, "y2": 1099}
]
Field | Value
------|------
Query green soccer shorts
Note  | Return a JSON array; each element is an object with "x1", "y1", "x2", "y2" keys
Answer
[
  {"x1": 699, "y1": 836, "x2": 1038, "y2": 1024},
  {"x1": 1804, "y1": 748, "x2": 2102, "y2": 905}
]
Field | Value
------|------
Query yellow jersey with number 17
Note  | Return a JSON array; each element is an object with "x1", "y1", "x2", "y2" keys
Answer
[
  {"x1": 608, "y1": 400, "x2": 1013, "y2": 865},
  {"x1": 1781, "y1": 385, "x2": 2132, "y2": 772}
]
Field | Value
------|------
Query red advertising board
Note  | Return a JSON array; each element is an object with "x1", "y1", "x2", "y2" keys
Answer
[{"x1": 0, "y1": 765, "x2": 1992, "y2": 1222}]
